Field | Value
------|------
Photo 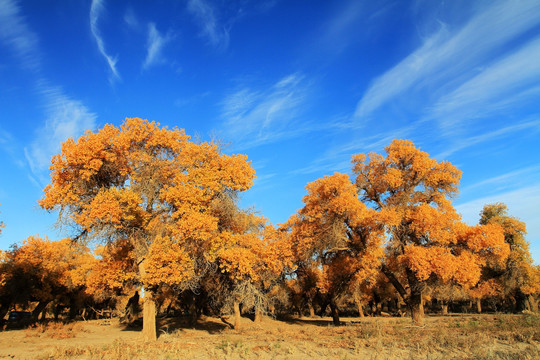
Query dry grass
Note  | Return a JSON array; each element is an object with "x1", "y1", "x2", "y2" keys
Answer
[
  {"x1": 3, "y1": 313, "x2": 539, "y2": 359},
  {"x1": 24, "y1": 321, "x2": 88, "y2": 339}
]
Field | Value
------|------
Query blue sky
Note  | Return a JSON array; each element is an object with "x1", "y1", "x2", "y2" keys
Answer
[{"x1": 0, "y1": 0, "x2": 539, "y2": 263}]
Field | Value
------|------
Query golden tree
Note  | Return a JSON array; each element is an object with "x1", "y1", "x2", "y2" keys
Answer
[
  {"x1": 287, "y1": 173, "x2": 385, "y2": 325},
  {"x1": 479, "y1": 203, "x2": 536, "y2": 312},
  {"x1": 39, "y1": 117, "x2": 255, "y2": 340},
  {"x1": 352, "y1": 140, "x2": 509, "y2": 324},
  {"x1": 203, "y1": 194, "x2": 292, "y2": 329},
  {"x1": 0, "y1": 236, "x2": 91, "y2": 322}
]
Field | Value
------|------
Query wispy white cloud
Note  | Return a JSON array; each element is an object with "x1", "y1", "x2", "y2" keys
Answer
[
  {"x1": 0, "y1": 0, "x2": 39, "y2": 71},
  {"x1": 143, "y1": 23, "x2": 173, "y2": 69},
  {"x1": 316, "y1": 0, "x2": 395, "y2": 56},
  {"x1": 354, "y1": 0, "x2": 540, "y2": 119},
  {"x1": 292, "y1": 125, "x2": 414, "y2": 175},
  {"x1": 25, "y1": 83, "x2": 97, "y2": 186},
  {"x1": 123, "y1": 7, "x2": 138, "y2": 29},
  {"x1": 90, "y1": 0, "x2": 120, "y2": 81},
  {"x1": 435, "y1": 118, "x2": 540, "y2": 159},
  {"x1": 428, "y1": 36, "x2": 540, "y2": 132},
  {"x1": 461, "y1": 165, "x2": 540, "y2": 195},
  {"x1": 0, "y1": 0, "x2": 98, "y2": 187},
  {"x1": 187, "y1": 0, "x2": 229, "y2": 49},
  {"x1": 220, "y1": 73, "x2": 313, "y2": 148}
]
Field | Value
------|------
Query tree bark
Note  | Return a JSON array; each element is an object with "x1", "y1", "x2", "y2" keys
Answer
[
  {"x1": 142, "y1": 291, "x2": 157, "y2": 341},
  {"x1": 308, "y1": 301, "x2": 315, "y2": 318},
  {"x1": 409, "y1": 292, "x2": 424, "y2": 326},
  {"x1": 527, "y1": 295, "x2": 538, "y2": 312},
  {"x1": 254, "y1": 308, "x2": 263, "y2": 323},
  {"x1": 139, "y1": 260, "x2": 157, "y2": 341},
  {"x1": 233, "y1": 299, "x2": 241, "y2": 330},
  {"x1": 476, "y1": 298, "x2": 482, "y2": 313},
  {"x1": 357, "y1": 301, "x2": 365, "y2": 318},
  {"x1": 32, "y1": 301, "x2": 49, "y2": 322},
  {"x1": 0, "y1": 303, "x2": 10, "y2": 326},
  {"x1": 329, "y1": 300, "x2": 340, "y2": 326},
  {"x1": 441, "y1": 301, "x2": 448, "y2": 316},
  {"x1": 187, "y1": 294, "x2": 197, "y2": 327},
  {"x1": 514, "y1": 290, "x2": 527, "y2": 313}
]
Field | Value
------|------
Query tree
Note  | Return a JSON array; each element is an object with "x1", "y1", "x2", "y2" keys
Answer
[
  {"x1": 203, "y1": 197, "x2": 292, "y2": 329},
  {"x1": 39, "y1": 117, "x2": 255, "y2": 340},
  {"x1": 0, "y1": 236, "x2": 91, "y2": 322},
  {"x1": 287, "y1": 173, "x2": 384, "y2": 325},
  {"x1": 479, "y1": 203, "x2": 536, "y2": 312},
  {"x1": 352, "y1": 140, "x2": 509, "y2": 325}
]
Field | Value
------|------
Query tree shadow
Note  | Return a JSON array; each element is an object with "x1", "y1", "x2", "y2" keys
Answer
[
  {"x1": 119, "y1": 316, "x2": 231, "y2": 336},
  {"x1": 281, "y1": 316, "x2": 340, "y2": 327},
  {"x1": 157, "y1": 316, "x2": 230, "y2": 336}
]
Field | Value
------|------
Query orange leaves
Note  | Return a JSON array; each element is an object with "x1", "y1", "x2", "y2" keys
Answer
[
  {"x1": 86, "y1": 239, "x2": 137, "y2": 297},
  {"x1": 75, "y1": 188, "x2": 145, "y2": 230},
  {"x1": 143, "y1": 236, "x2": 195, "y2": 287},
  {"x1": 406, "y1": 203, "x2": 460, "y2": 245},
  {"x1": 401, "y1": 245, "x2": 483, "y2": 287},
  {"x1": 1, "y1": 236, "x2": 94, "y2": 302},
  {"x1": 288, "y1": 172, "x2": 385, "y2": 301},
  {"x1": 353, "y1": 139, "x2": 461, "y2": 209},
  {"x1": 469, "y1": 279, "x2": 503, "y2": 299},
  {"x1": 457, "y1": 223, "x2": 509, "y2": 266}
]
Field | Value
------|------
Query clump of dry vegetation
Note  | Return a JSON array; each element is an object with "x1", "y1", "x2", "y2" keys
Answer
[{"x1": 24, "y1": 321, "x2": 87, "y2": 339}]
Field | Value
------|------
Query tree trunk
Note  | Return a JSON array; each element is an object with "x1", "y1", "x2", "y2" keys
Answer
[
  {"x1": 355, "y1": 299, "x2": 365, "y2": 318},
  {"x1": 187, "y1": 294, "x2": 197, "y2": 327},
  {"x1": 441, "y1": 301, "x2": 448, "y2": 316},
  {"x1": 32, "y1": 301, "x2": 49, "y2": 322},
  {"x1": 476, "y1": 298, "x2": 482, "y2": 313},
  {"x1": 69, "y1": 296, "x2": 80, "y2": 320},
  {"x1": 139, "y1": 260, "x2": 157, "y2": 341},
  {"x1": 409, "y1": 292, "x2": 424, "y2": 326},
  {"x1": 254, "y1": 308, "x2": 263, "y2": 323},
  {"x1": 308, "y1": 300, "x2": 315, "y2": 318},
  {"x1": 142, "y1": 291, "x2": 157, "y2": 341},
  {"x1": 0, "y1": 303, "x2": 10, "y2": 326},
  {"x1": 329, "y1": 300, "x2": 340, "y2": 326},
  {"x1": 233, "y1": 299, "x2": 241, "y2": 330},
  {"x1": 527, "y1": 295, "x2": 538, "y2": 312},
  {"x1": 514, "y1": 290, "x2": 527, "y2": 313}
]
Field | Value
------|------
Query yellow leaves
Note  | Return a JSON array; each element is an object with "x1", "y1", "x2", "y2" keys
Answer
[
  {"x1": 469, "y1": 279, "x2": 502, "y2": 299},
  {"x1": 383, "y1": 167, "x2": 403, "y2": 188},
  {"x1": 457, "y1": 223, "x2": 509, "y2": 266},
  {"x1": 40, "y1": 116, "x2": 258, "y2": 291},
  {"x1": 86, "y1": 239, "x2": 137, "y2": 297},
  {"x1": 1, "y1": 236, "x2": 94, "y2": 302},
  {"x1": 75, "y1": 188, "x2": 145, "y2": 230},
  {"x1": 401, "y1": 245, "x2": 482, "y2": 287},
  {"x1": 143, "y1": 236, "x2": 195, "y2": 287},
  {"x1": 406, "y1": 203, "x2": 460, "y2": 245}
]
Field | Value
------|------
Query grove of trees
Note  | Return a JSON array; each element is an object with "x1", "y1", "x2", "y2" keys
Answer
[{"x1": 1, "y1": 118, "x2": 538, "y2": 340}]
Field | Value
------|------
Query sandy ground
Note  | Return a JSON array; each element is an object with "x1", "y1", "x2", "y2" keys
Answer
[
  {"x1": 0, "y1": 314, "x2": 538, "y2": 359},
  {"x1": 0, "y1": 319, "x2": 140, "y2": 359}
]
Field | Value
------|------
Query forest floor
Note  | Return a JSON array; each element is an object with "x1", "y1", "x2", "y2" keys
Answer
[{"x1": 0, "y1": 313, "x2": 539, "y2": 359}]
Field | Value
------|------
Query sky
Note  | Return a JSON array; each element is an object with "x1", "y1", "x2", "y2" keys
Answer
[{"x1": 0, "y1": 0, "x2": 539, "y2": 263}]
